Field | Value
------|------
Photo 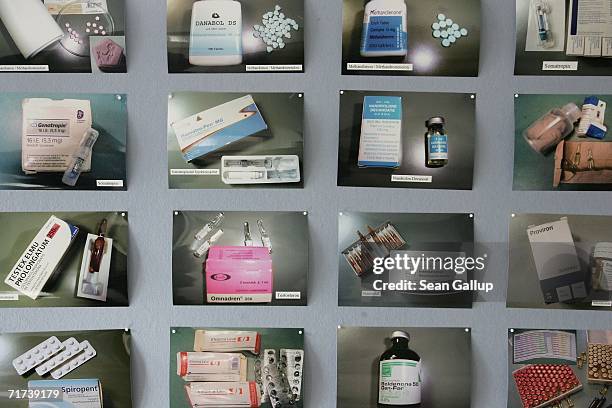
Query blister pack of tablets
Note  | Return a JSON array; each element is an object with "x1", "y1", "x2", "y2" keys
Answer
[
  {"x1": 280, "y1": 349, "x2": 304, "y2": 400},
  {"x1": 51, "y1": 340, "x2": 97, "y2": 379},
  {"x1": 262, "y1": 358, "x2": 294, "y2": 408},
  {"x1": 255, "y1": 349, "x2": 278, "y2": 403},
  {"x1": 12, "y1": 336, "x2": 97, "y2": 379},
  {"x1": 13, "y1": 336, "x2": 64, "y2": 375},
  {"x1": 35, "y1": 337, "x2": 81, "y2": 376},
  {"x1": 255, "y1": 349, "x2": 304, "y2": 407}
]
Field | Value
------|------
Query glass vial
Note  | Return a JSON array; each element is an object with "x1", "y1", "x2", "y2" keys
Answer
[
  {"x1": 378, "y1": 331, "x2": 422, "y2": 407},
  {"x1": 591, "y1": 242, "x2": 612, "y2": 291},
  {"x1": 195, "y1": 212, "x2": 224, "y2": 241},
  {"x1": 243, "y1": 222, "x2": 253, "y2": 246},
  {"x1": 257, "y1": 219, "x2": 272, "y2": 253},
  {"x1": 89, "y1": 219, "x2": 107, "y2": 274},
  {"x1": 523, "y1": 103, "x2": 581, "y2": 154},
  {"x1": 533, "y1": 0, "x2": 555, "y2": 49},
  {"x1": 62, "y1": 128, "x2": 99, "y2": 186},
  {"x1": 425, "y1": 117, "x2": 448, "y2": 168}
]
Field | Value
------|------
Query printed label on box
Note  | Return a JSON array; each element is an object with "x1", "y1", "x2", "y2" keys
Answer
[
  {"x1": 358, "y1": 96, "x2": 402, "y2": 168},
  {"x1": 4, "y1": 216, "x2": 79, "y2": 299}
]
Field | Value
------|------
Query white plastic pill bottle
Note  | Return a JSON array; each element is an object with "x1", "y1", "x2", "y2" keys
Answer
[
  {"x1": 360, "y1": 0, "x2": 408, "y2": 57},
  {"x1": 189, "y1": 0, "x2": 243, "y2": 66}
]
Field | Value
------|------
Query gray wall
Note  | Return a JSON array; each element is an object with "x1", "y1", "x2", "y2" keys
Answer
[{"x1": 1, "y1": 0, "x2": 611, "y2": 407}]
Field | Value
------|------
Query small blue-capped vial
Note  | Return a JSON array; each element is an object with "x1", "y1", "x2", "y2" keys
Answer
[{"x1": 62, "y1": 128, "x2": 99, "y2": 187}]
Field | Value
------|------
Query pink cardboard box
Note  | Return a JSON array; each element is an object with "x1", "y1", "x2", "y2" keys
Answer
[{"x1": 205, "y1": 246, "x2": 273, "y2": 303}]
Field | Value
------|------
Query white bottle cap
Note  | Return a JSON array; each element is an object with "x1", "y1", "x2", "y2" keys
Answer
[
  {"x1": 391, "y1": 331, "x2": 410, "y2": 340},
  {"x1": 560, "y1": 103, "x2": 582, "y2": 123}
]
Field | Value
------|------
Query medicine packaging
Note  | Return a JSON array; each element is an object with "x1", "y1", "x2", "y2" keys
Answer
[
  {"x1": 262, "y1": 358, "x2": 294, "y2": 408},
  {"x1": 171, "y1": 95, "x2": 268, "y2": 162},
  {"x1": 221, "y1": 155, "x2": 301, "y2": 184},
  {"x1": 22, "y1": 98, "x2": 93, "y2": 174},
  {"x1": 189, "y1": 0, "x2": 243, "y2": 66},
  {"x1": 378, "y1": 331, "x2": 422, "y2": 405},
  {"x1": 28, "y1": 378, "x2": 103, "y2": 408},
  {"x1": 0, "y1": 0, "x2": 64, "y2": 59},
  {"x1": 76, "y1": 232, "x2": 113, "y2": 302},
  {"x1": 194, "y1": 330, "x2": 262, "y2": 354},
  {"x1": 577, "y1": 96, "x2": 607, "y2": 139},
  {"x1": 205, "y1": 246, "x2": 273, "y2": 303},
  {"x1": 526, "y1": 218, "x2": 586, "y2": 304},
  {"x1": 12, "y1": 336, "x2": 97, "y2": 380},
  {"x1": 253, "y1": 348, "x2": 305, "y2": 406},
  {"x1": 177, "y1": 352, "x2": 247, "y2": 382},
  {"x1": 280, "y1": 349, "x2": 304, "y2": 400},
  {"x1": 176, "y1": 328, "x2": 304, "y2": 408},
  {"x1": 592, "y1": 243, "x2": 612, "y2": 291},
  {"x1": 13, "y1": 336, "x2": 64, "y2": 375},
  {"x1": 513, "y1": 330, "x2": 577, "y2": 363},
  {"x1": 358, "y1": 96, "x2": 403, "y2": 168},
  {"x1": 525, "y1": 0, "x2": 565, "y2": 52},
  {"x1": 50, "y1": 340, "x2": 97, "y2": 379},
  {"x1": 360, "y1": 0, "x2": 408, "y2": 57},
  {"x1": 35, "y1": 337, "x2": 82, "y2": 376},
  {"x1": 4, "y1": 215, "x2": 79, "y2": 300},
  {"x1": 256, "y1": 349, "x2": 277, "y2": 403},
  {"x1": 184, "y1": 381, "x2": 261, "y2": 408},
  {"x1": 554, "y1": 140, "x2": 612, "y2": 186},
  {"x1": 566, "y1": 0, "x2": 612, "y2": 57}
]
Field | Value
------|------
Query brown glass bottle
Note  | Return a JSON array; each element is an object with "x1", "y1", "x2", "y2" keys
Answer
[
  {"x1": 89, "y1": 219, "x2": 107, "y2": 273},
  {"x1": 425, "y1": 117, "x2": 448, "y2": 168},
  {"x1": 378, "y1": 331, "x2": 422, "y2": 407}
]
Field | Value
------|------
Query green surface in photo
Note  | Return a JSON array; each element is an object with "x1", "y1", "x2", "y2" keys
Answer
[
  {"x1": 0, "y1": 93, "x2": 127, "y2": 190},
  {"x1": 0, "y1": 330, "x2": 132, "y2": 408},
  {"x1": 172, "y1": 211, "x2": 308, "y2": 306},
  {"x1": 507, "y1": 329, "x2": 606, "y2": 407},
  {"x1": 167, "y1": 92, "x2": 304, "y2": 189},
  {"x1": 513, "y1": 94, "x2": 612, "y2": 191},
  {"x1": 169, "y1": 327, "x2": 304, "y2": 408},
  {"x1": 0, "y1": 212, "x2": 129, "y2": 307}
]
